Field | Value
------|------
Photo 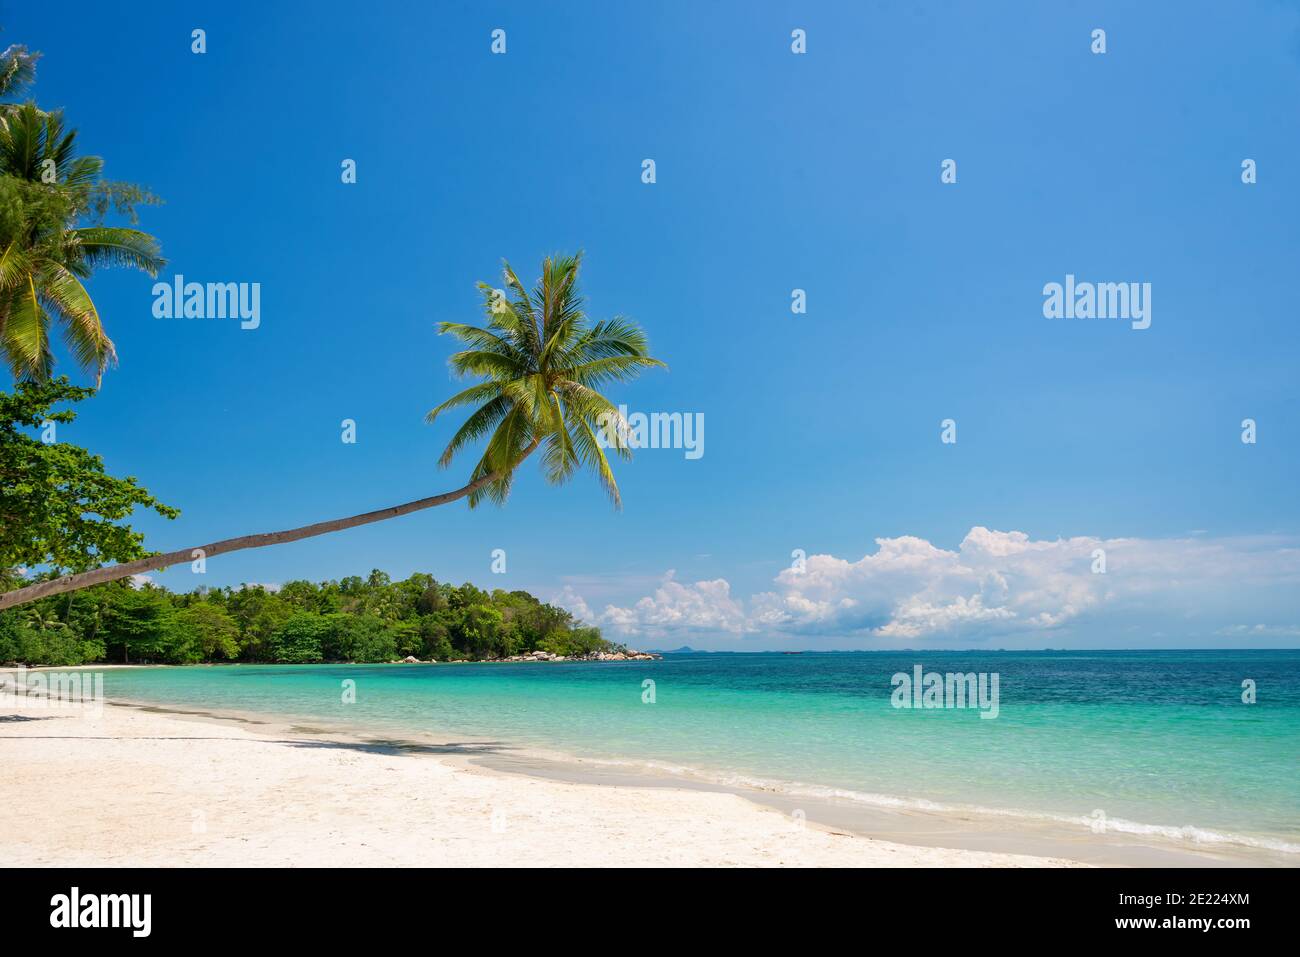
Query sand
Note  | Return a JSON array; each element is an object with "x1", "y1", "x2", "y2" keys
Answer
[{"x1": 0, "y1": 699, "x2": 1083, "y2": 867}]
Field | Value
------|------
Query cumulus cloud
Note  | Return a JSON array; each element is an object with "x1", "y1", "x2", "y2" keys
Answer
[
  {"x1": 553, "y1": 585, "x2": 595, "y2": 624},
  {"x1": 559, "y1": 571, "x2": 747, "y2": 636},
  {"x1": 555, "y1": 528, "x2": 1300, "y2": 644},
  {"x1": 751, "y1": 527, "x2": 1113, "y2": 637}
]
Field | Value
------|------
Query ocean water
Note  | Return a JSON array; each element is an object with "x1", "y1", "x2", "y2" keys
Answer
[{"x1": 92, "y1": 650, "x2": 1300, "y2": 856}]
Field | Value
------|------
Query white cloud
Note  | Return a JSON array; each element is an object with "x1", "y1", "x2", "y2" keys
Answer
[
  {"x1": 873, "y1": 594, "x2": 1015, "y2": 639},
  {"x1": 557, "y1": 528, "x2": 1300, "y2": 644},
  {"x1": 553, "y1": 585, "x2": 595, "y2": 625},
  {"x1": 751, "y1": 527, "x2": 1114, "y2": 637},
  {"x1": 558, "y1": 571, "x2": 747, "y2": 636}
]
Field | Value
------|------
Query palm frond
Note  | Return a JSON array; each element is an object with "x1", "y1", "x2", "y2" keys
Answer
[
  {"x1": 468, "y1": 407, "x2": 533, "y2": 507},
  {"x1": 446, "y1": 348, "x2": 528, "y2": 381},
  {"x1": 67, "y1": 227, "x2": 165, "y2": 276},
  {"x1": 0, "y1": 46, "x2": 40, "y2": 100},
  {"x1": 565, "y1": 316, "x2": 655, "y2": 362},
  {"x1": 425, "y1": 380, "x2": 507, "y2": 424},
  {"x1": 438, "y1": 396, "x2": 510, "y2": 468},
  {"x1": 539, "y1": 393, "x2": 577, "y2": 485},
  {"x1": 0, "y1": 242, "x2": 34, "y2": 292},
  {"x1": 2, "y1": 274, "x2": 52, "y2": 379},
  {"x1": 39, "y1": 263, "x2": 115, "y2": 381},
  {"x1": 500, "y1": 260, "x2": 541, "y2": 356},
  {"x1": 570, "y1": 412, "x2": 623, "y2": 507},
  {"x1": 556, "y1": 380, "x2": 635, "y2": 461},
  {"x1": 438, "y1": 319, "x2": 521, "y2": 358},
  {"x1": 563, "y1": 354, "x2": 667, "y2": 388}
]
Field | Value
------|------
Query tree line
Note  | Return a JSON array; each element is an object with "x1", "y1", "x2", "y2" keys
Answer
[{"x1": 0, "y1": 569, "x2": 614, "y2": 666}]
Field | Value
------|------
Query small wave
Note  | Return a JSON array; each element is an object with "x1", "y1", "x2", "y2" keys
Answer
[{"x1": 519, "y1": 748, "x2": 1300, "y2": 856}]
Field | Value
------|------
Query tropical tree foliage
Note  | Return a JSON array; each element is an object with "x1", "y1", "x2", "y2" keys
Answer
[
  {"x1": 0, "y1": 377, "x2": 179, "y2": 574},
  {"x1": 0, "y1": 44, "x2": 164, "y2": 382},
  {"x1": 0, "y1": 571, "x2": 611, "y2": 666}
]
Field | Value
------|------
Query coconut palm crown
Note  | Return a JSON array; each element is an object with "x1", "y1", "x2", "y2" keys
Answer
[
  {"x1": 0, "y1": 46, "x2": 164, "y2": 383},
  {"x1": 428, "y1": 253, "x2": 665, "y2": 508}
]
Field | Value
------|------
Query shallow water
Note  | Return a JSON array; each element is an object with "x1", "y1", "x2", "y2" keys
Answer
[{"x1": 86, "y1": 650, "x2": 1300, "y2": 859}]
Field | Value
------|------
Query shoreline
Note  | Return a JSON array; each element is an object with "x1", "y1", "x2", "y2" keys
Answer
[
  {"x1": 2, "y1": 697, "x2": 1088, "y2": 868},
  {"x1": 5, "y1": 666, "x2": 1296, "y2": 867}
]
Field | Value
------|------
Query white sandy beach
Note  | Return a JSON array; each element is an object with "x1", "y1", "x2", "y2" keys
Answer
[{"x1": 1, "y1": 700, "x2": 1082, "y2": 867}]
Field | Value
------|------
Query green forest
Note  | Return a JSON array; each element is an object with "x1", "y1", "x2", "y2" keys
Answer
[{"x1": 0, "y1": 569, "x2": 614, "y2": 666}]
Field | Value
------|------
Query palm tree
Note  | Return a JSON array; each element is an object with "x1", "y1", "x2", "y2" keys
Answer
[
  {"x1": 0, "y1": 254, "x2": 664, "y2": 611},
  {"x1": 0, "y1": 45, "x2": 38, "y2": 108},
  {"x1": 21, "y1": 606, "x2": 61, "y2": 631},
  {"x1": 429, "y1": 252, "x2": 663, "y2": 507},
  {"x1": 0, "y1": 102, "x2": 165, "y2": 382}
]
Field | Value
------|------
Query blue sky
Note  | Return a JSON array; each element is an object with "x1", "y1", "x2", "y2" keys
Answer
[{"x1": 8, "y1": 1, "x2": 1300, "y2": 648}]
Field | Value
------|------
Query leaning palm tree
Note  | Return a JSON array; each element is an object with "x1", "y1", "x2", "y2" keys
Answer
[
  {"x1": 0, "y1": 254, "x2": 664, "y2": 611},
  {"x1": 429, "y1": 252, "x2": 662, "y2": 507},
  {"x1": 0, "y1": 102, "x2": 165, "y2": 382}
]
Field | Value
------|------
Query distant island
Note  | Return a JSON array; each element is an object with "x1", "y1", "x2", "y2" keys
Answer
[{"x1": 0, "y1": 569, "x2": 642, "y2": 666}]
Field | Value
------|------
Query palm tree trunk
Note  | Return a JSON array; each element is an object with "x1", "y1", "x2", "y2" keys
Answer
[{"x1": 0, "y1": 442, "x2": 539, "y2": 612}]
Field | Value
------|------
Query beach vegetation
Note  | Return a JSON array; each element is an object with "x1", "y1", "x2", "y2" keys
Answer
[
  {"x1": 0, "y1": 570, "x2": 613, "y2": 666},
  {"x1": 0, "y1": 377, "x2": 179, "y2": 577}
]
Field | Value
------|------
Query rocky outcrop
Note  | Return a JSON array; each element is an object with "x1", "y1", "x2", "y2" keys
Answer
[
  {"x1": 590, "y1": 649, "x2": 661, "y2": 661},
  {"x1": 495, "y1": 648, "x2": 662, "y2": 663},
  {"x1": 395, "y1": 650, "x2": 661, "y2": 664}
]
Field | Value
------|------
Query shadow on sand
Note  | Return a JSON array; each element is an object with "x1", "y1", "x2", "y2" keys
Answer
[{"x1": 3, "y1": 731, "x2": 510, "y2": 757}]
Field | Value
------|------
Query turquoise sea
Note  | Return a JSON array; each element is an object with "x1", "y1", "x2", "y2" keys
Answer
[{"x1": 94, "y1": 650, "x2": 1300, "y2": 858}]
